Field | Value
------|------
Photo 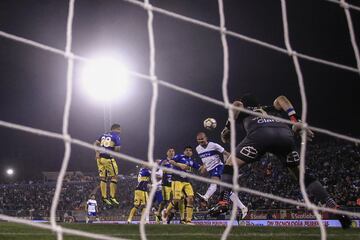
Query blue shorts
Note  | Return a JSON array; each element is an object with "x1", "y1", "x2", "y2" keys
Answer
[
  {"x1": 87, "y1": 212, "x2": 97, "y2": 217},
  {"x1": 154, "y1": 189, "x2": 163, "y2": 204},
  {"x1": 208, "y1": 165, "x2": 223, "y2": 177}
]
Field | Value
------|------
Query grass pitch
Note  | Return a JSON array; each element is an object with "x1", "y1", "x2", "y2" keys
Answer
[{"x1": 0, "y1": 222, "x2": 359, "y2": 240}]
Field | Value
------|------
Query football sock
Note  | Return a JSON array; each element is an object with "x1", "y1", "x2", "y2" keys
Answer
[
  {"x1": 230, "y1": 192, "x2": 246, "y2": 209},
  {"x1": 110, "y1": 180, "x2": 117, "y2": 198},
  {"x1": 185, "y1": 205, "x2": 193, "y2": 223},
  {"x1": 220, "y1": 165, "x2": 234, "y2": 202},
  {"x1": 100, "y1": 180, "x2": 107, "y2": 199},
  {"x1": 204, "y1": 184, "x2": 217, "y2": 200},
  {"x1": 127, "y1": 207, "x2": 137, "y2": 222},
  {"x1": 179, "y1": 199, "x2": 185, "y2": 220}
]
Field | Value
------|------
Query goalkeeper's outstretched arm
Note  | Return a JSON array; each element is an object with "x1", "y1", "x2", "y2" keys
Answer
[
  {"x1": 273, "y1": 95, "x2": 314, "y2": 140},
  {"x1": 221, "y1": 101, "x2": 243, "y2": 143},
  {"x1": 273, "y1": 95, "x2": 299, "y2": 122}
]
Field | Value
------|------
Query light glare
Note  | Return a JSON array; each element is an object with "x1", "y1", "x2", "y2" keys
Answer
[
  {"x1": 6, "y1": 168, "x2": 14, "y2": 176},
  {"x1": 81, "y1": 58, "x2": 130, "y2": 102}
]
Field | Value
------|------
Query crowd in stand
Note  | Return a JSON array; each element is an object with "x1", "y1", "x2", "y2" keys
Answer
[
  {"x1": 0, "y1": 140, "x2": 359, "y2": 219},
  {"x1": 0, "y1": 181, "x2": 96, "y2": 218}
]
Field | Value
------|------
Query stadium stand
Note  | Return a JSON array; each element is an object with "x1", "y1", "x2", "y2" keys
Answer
[{"x1": 0, "y1": 139, "x2": 359, "y2": 222}]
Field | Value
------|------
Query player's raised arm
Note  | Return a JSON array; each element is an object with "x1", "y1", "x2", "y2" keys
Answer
[
  {"x1": 273, "y1": 95, "x2": 314, "y2": 140},
  {"x1": 232, "y1": 100, "x2": 244, "y2": 120},
  {"x1": 221, "y1": 101, "x2": 244, "y2": 143},
  {"x1": 169, "y1": 160, "x2": 190, "y2": 170},
  {"x1": 273, "y1": 95, "x2": 298, "y2": 121}
]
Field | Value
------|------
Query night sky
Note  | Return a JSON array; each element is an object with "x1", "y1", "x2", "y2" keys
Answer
[{"x1": 0, "y1": 0, "x2": 359, "y2": 181}]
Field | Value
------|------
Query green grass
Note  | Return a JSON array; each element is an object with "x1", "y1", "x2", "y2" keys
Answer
[{"x1": 0, "y1": 222, "x2": 359, "y2": 240}]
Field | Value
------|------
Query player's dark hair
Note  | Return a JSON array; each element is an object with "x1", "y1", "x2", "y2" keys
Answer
[
  {"x1": 240, "y1": 93, "x2": 260, "y2": 108},
  {"x1": 111, "y1": 123, "x2": 121, "y2": 130},
  {"x1": 184, "y1": 145, "x2": 193, "y2": 150},
  {"x1": 90, "y1": 193, "x2": 95, "y2": 197}
]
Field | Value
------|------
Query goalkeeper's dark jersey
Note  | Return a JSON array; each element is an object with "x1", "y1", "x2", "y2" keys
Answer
[
  {"x1": 234, "y1": 105, "x2": 298, "y2": 165},
  {"x1": 236, "y1": 106, "x2": 290, "y2": 134}
]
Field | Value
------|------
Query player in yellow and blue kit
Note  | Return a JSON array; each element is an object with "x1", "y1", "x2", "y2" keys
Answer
[
  {"x1": 155, "y1": 148, "x2": 175, "y2": 223},
  {"x1": 166, "y1": 146, "x2": 202, "y2": 224},
  {"x1": 94, "y1": 123, "x2": 121, "y2": 206},
  {"x1": 127, "y1": 167, "x2": 151, "y2": 223}
]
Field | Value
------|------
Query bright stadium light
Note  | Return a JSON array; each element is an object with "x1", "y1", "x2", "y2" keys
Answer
[
  {"x1": 81, "y1": 58, "x2": 131, "y2": 102},
  {"x1": 6, "y1": 168, "x2": 14, "y2": 176}
]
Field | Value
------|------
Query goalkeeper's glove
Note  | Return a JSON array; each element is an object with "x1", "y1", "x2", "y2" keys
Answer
[{"x1": 221, "y1": 127, "x2": 231, "y2": 143}]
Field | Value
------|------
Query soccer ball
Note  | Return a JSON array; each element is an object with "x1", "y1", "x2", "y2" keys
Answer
[{"x1": 203, "y1": 118, "x2": 217, "y2": 130}]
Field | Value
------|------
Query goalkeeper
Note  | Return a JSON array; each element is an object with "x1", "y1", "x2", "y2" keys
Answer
[{"x1": 210, "y1": 94, "x2": 352, "y2": 229}]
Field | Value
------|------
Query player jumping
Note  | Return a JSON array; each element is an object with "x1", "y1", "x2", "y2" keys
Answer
[
  {"x1": 196, "y1": 132, "x2": 248, "y2": 219},
  {"x1": 94, "y1": 123, "x2": 122, "y2": 206},
  {"x1": 209, "y1": 94, "x2": 352, "y2": 229}
]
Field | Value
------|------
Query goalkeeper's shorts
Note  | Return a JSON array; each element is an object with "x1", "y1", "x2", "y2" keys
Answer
[{"x1": 97, "y1": 157, "x2": 118, "y2": 178}]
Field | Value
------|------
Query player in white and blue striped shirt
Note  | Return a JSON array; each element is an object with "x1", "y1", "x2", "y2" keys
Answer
[
  {"x1": 196, "y1": 132, "x2": 248, "y2": 219},
  {"x1": 85, "y1": 194, "x2": 98, "y2": 224}
]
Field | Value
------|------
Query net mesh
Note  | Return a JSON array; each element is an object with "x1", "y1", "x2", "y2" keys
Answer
[{"x1": 0, "y1": 0, "x2": 360, "y2": 240}]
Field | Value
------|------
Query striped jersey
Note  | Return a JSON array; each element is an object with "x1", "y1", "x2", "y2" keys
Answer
[
  {"x1": 171, "y1": 154, "x2": 200, "y2": 182},
  {"x1": 136, "y1": 168, "x2": 151, "y2": 191},
  {"x1": 196, "y1": 142, "x2": 224, "y2": 171},
  {"x1": 86, "y1": 199, "x2": 97, "y2": 213},
  {"x1": 97, "y1": 131, "x2": 121, "y2": 158},
  {"x1": 159, "y1": 158, "x2": 172, "y2": 187}
]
